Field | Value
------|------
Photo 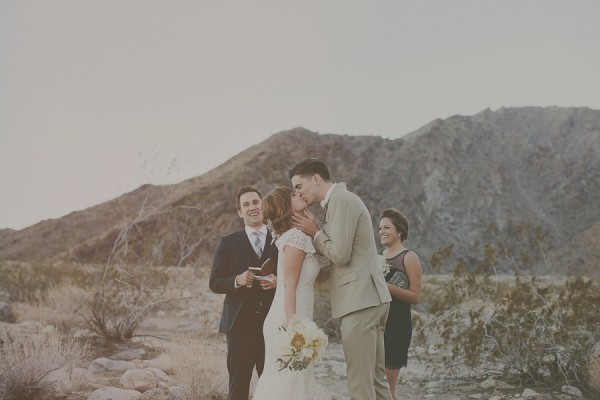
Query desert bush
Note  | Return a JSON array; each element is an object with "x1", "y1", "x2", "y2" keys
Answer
[
  {"x1": 164, "y1": 333, "x2": 227, "y2": 400},
  {"x1": 0, "y1": 326, "x2": 89, "y2": 400},
  {"x1": 85, "y1": 263, "x2": 169, "y2": 341},
  {"x1": 0, "y1": 261, "x2": 86, "y2": 303},
  {"x1": 419, "y1": 223, "x2": 600, "y2": 393},
  {"x1": 83, "y1": 193, "x2": 207, "y2": 341}
]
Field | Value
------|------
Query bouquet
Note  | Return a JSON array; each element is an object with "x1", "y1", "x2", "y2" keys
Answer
[
  {"x1": 274, "y1": 317, "x2": 328, "y2": 371},
  {"x1": 379, "y1": 254, "x2": 391, "y2": 277}
]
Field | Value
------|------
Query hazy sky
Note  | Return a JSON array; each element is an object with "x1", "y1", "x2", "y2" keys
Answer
[{"x1": 2, "y1": 1, "x2": 599, "y2": 230}]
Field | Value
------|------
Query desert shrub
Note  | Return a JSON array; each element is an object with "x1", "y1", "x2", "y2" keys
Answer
[
  {"x1": 0, "y1": 326, "x2": 89, "y2": 400},
  {"x1": 420, "y1": 223, "x2": 600, "y2": 393},
  {"x1": 85, "y1": 263, "x2": 169, "y2": 341},
  {"x1": 0, "y1": 261, "x2": 85, "y2": 303},
  {"x1": 163, "y1": 333, "x2": 227, "y2": 400},
  {"x1": 587, "y1": 342, "x2": 600, "y2": 393}
]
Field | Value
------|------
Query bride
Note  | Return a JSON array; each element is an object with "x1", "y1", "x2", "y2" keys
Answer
[{"x1": 252, "y1": 186, "x2": 330, "y2": 400}]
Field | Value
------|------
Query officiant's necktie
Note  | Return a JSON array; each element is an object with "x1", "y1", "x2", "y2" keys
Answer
[{"x1": 252, "y1": 231, "x2": 263, "y2": 258}]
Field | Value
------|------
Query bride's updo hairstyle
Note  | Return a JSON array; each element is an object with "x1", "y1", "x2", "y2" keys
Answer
[{"x1": 261, "y1": 186, "x2": 294, "y2": 237}]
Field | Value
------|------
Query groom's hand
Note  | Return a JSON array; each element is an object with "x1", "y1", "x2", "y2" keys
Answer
[{"x1": 292, "y1": 210, "x2": 319, "y2": 238}]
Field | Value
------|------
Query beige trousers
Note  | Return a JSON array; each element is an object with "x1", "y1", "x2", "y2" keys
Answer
[{"x1": 340, "y1": 302, "x2": 391, "y2": 400}]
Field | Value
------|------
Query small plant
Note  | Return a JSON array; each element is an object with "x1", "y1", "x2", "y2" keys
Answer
[
  {"x1": 85, "y1": 263, "x2": 168, "y2": 341},
  {"x1": 0, "y1": 326, "x2": 89, "y2": 400},
  {"x1": 164, "y1": 333, "x2": 227, "y2": 400}
]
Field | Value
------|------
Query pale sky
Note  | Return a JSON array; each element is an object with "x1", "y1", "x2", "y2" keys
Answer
[{"x1": 1, "y1": 1, "x2": 599, "y2": 230}]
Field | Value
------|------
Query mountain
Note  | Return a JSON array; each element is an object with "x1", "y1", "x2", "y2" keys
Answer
[{"x1": 1, "y1": 107, "x2": 598, "y2": 276}]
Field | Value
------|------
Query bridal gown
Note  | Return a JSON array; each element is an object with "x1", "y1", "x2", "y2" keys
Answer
[{"x1": 252, "y1": 228, "x2": 330, "y2": 400}]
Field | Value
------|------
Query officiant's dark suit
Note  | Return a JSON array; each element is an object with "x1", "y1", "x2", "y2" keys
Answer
[{"x1": 210, "y1": 185, "x2": 278, "y2": 400}]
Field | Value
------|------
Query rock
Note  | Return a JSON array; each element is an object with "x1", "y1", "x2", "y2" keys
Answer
[
  {"x1": 480, "y1": 378, "x2": 497, "y2": 390},
  {"x1": 0, "y1": 290, "x2": 16, "y2": 322},
  {"x1": 111, "y1": 348, "x2": 147, "y2": 361},
  {"x1": 120, "y1": 369, "x2": 158, "y2": 392},
  {"x1": 41, "y1": 324, "x2": 56, "y2": 334},
  {"x1": 44, "y1": 367, "x2": 95, "y2": 395},
  {"x1": 130, "y1": 336, "x2": 172, "y2": 350},
  {"x1": 561, "y1": 385, "x2": 583, "y2": 397},
  {"x1": 74, "y1": 328, "x2": 96, "y2": 338},
  {"x1": 88, "y1": 387, "x2": 142, "y2": 400},
  {"x1": 139, "y1": 388, "x2": 169, "y2": 400},
  {"x1": 168, "y1": 386, "x2": 186, "y2": 399},
  {"x1": 144, "y1": 354, "x2": 175, "y2": 374},
  {"x1": 88, "y1": 358, "x2": 136, "y2": 373},
  {"x1": 143, "y1": 367, "x2": 171, "y2": 386},
  {"x1": 427, "y1": 344, "x2": 439, "y2": 355},
  {"x1": 175, "y1": 321, "x2": 204, "y2": 331},
  {"x1": 522, "y1": 388, "x2": 539, "y2": 398}
]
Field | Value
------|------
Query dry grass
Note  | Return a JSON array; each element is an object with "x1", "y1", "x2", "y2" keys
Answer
[
  {"x1": 587, "y1": 342, "x2": 600, "y2": 394},
  {"x1": 164, "y1": 333, "x2": 227, "y2": 400},
  {"x1": 0, "y1": 326, "x2": 89, "y2": 400}
]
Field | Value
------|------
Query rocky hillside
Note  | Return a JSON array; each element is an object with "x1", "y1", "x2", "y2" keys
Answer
[{"x1": 1, "y1": 107, "x2": 598, "y2": 275}]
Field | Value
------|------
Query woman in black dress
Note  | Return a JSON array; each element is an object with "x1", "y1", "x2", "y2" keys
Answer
[{"x1": 378, "y1": 209, "x2": 422, "y2": 400}]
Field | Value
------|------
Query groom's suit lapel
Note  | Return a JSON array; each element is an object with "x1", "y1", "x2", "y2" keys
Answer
[{"x1": 322, "y1": 183, "x2": 346, "y2": 230}]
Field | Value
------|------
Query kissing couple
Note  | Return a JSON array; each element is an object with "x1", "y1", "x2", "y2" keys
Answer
[{"x1": 210, "y1": 158, "x2": 392, "y2": 400}]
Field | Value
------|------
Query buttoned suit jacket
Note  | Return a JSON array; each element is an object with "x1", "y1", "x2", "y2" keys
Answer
[
  {"x1": 210, "y1": 229, "x2": 278, "y2": 333},
  {"x1": 313, "y1": 183, "x2": 391, "y2": 319}
]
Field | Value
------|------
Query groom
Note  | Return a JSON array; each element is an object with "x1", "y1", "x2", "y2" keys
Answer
[{"x1": 290, "y1": 158, "x2": 392, "y2": 400}]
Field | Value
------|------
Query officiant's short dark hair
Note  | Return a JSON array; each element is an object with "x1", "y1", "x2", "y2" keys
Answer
[
  {"x1": 288, "y1": 158, "x2": 330, "y2": 181},
  {"x1": 236, "y1": 185, "x2": 263, "y2": 211}
]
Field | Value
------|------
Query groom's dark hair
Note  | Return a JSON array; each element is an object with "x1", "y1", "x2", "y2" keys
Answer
[{"x1": 288, "y1": 158, "x2": 331, "y2": 181}]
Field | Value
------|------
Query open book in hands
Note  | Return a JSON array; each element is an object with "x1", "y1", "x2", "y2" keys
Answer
[{"x1": 249, "y1": 258, "x2": 276, "y2": 281}]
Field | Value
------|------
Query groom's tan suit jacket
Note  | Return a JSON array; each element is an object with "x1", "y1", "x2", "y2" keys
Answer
[{"x1": 313, "y1": 183, "x2": 391, "y2": 318}]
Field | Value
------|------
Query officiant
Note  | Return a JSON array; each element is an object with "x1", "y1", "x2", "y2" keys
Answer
[{"x1": 210, "y1": 185, "x2": 278, "y2": 400}]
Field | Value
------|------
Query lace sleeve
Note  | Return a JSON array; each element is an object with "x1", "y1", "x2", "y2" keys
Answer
[{"x1": 277, "y1": 228, "x2": 316, "y2": 254}]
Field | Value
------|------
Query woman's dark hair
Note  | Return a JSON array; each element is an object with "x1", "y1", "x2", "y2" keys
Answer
[
  {"x1": 379, "y1": 208, "x2": 409, "y2": 242},
  {"x1": 261, "y1": 186, "x2": 294, "y2": 236}
]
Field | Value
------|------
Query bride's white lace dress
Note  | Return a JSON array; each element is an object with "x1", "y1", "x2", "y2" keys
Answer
[{"x1": 252, "y1": 228, "x2": 330, "y2": 400}]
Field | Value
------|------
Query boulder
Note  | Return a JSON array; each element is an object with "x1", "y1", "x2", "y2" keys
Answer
[
  {"x1": 120, "y1": 369, "x2": 158, "y2": 393},
  {"x1": 88, "y1": 387, "x2": 141, "y2": 400},
  {"x1": 88, "y1": 357, "x2": 136, "y2": 373},
  {"x1": 144, "y1": 354, "x2": 175, "y2": 374},
  {"x1": 0, "y1": 290, "x2": 15, "y2": 322}
]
